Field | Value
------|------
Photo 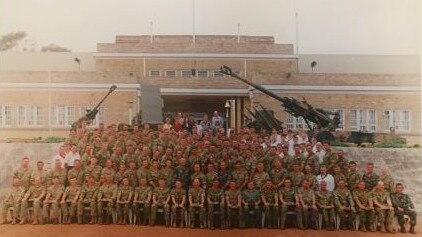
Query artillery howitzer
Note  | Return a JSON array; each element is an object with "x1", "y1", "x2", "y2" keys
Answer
[
  {"x1": 71, "y1": 85, "x2": 117, "y2": 129},
  {"x1": 220, "y1": 65, "x2": 340, "y2": 141}
]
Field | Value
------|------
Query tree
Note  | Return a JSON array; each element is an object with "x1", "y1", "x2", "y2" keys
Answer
[
  {"x1": 0, "y1": 31, "x2": 27, "y2": 51},
  {"x1": 41, "y1": 43, "x2": 71, "y2": 52}
]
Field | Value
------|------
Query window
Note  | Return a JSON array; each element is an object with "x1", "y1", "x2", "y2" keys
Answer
[
  {"x1": 197, "y1": 70, "x2": 209, "y2": 78},
  {"x1": 332, "y1": 109, "x2": 345, "y2": 131},
  {"x1": 384, "y1": 110, "x2": 410, "y2": 132},
  {"x1": 181, "y1": 70, "x2": 193, "y2": 78},
  {"x1": 286, "y1": 114, "x2": 312, "y2": 130},
  {"x1": 80, "y1": 106, "x2": 105, "y2": 127},
  {"x1": 350, "y1": 109, "x2": 376, "y2": 132},
  {"x1": 213, "y1": 70, "x2": 224, "y2": 78},
  {"x1": 149, "y1": 70, "x2": 160, "y2": 77},
  {"x1": 51, "y1": 106, "x2": 105, "y2": 127},
  {"x1": 18, "y1": 105, "x2": 43, "y2": 126},
  {"x1": 165, "y1": 70, "x2": 176, "y2": 78},
  {"x1": 0, "y1": 105, "x2": 12, "y2": 127}
]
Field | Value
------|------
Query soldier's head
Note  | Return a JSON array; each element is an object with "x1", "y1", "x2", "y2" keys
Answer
[
  {"x1": 129, "y1": 160, "x2": 136, "y2": 169},
  {"x1": 380, "y1": 165, "x2": 389, "y2": 176},
  {"x1": 122, "y1": 177, "x2": 129, "y2": 186},
  {"x1": 323, "y1": 142, "x2": 331, "y2": 151},
  {"x1": 164, "y1": 159, "x2": 172, "y2": 168},
  {"x1": 315, "y1": 142, "x2": 322, "y2": 151},
  {"x1": 105, "y1": 174, "x2": 113, "y2": 183},
  {"x1": 229, "y1": 180, "x2": 237, "y2": 190},
  {"x1": 301, "y1": 179, "x2": 310, "y2": 189},
  {"x1": 274, "y1": 159, "x2": 282, "y2": 169},
  {"x1": 294, "y1": 144, "x2": 301, "y2": 154},
  {"x1": 192, "y1": 178, "x2": 200, "y2": 188},
  {"x1": 193, "y1": 163, "x2": 201, "y2": 173},
  {"x1": 54, "y1": 159, "x2": 62, "y2": 169},
  {"x1": 337, "y1": 150, "x2": 344, "y2": 158},
  {"x1": 175, "y1": 180, "x2": 182, "y2": 189},
  {"x1": 234, "y1": 161, "x2": 242, "y2": 170},
  {"x1": 375, "y1": 181, "x2": 385, "y2": 191},
  {"x1": 74, "y1": 160, "x2": 81, "y2": 169},
  {"x1": 141, "y1": 159, "x2": 149, "y2": 168},
  {"x1": 158, "y1": 178, "x2": 166, "y2": 188},
  {"x1": 71, "y1": 144, "x2": 78, "y2": 153},
  {"x1": 333, "y1": 165, "x2": 341, "y2": 174},
  {"x1": 139, "y1": 177, "x2": 147, "y2": 186},
  {"x1": 247, "y1": 180, "x2": 255, "y2": 190},
  {"x1": 306, "y1": 144, "x2": 313, "y2": 153},
  {"x1": 357, "y1": 180, "x2": 366, "y2": 191},
  {"x1": 86, "y1": 175, "x2": 95, "y2": 185},
  {"x1": 151, "y1": 160, "x2": 159, "y2": 169},
  {"x1": 179, "y1": 157, "x2": 187, "y2": 166},
  {"x1": 90, "y1": 156, "x2": 98, "y2": 165},
  {"x1": 21, "y1": 157, "x2": 30, "y2": 168},
  {"x1": 395, "y1": 183, "x2": 404, "y2": 194},
  {"x1": 264, "y1": 179, "x2": 273, "y2": 189},
  {"x1": 127, "y1": 144, "x2": 134, "y2": 153},
  {"x1": 349, "y1": 161, "x2": 357, "y2": 171},
  {"x1": 366, "y1": 163, "x2": 374, "y2": 174},
  {"x1": 319, "y1": 165, "x2": 327, "y2": 175},
  {"x1": 283, "y1": 178, "x2": 292, "y2": 188},
  {"x1": 12, "y1": 177, "x2": 21, "y2": 187},
  {"x1": 207, "y1": 163, "x2": 215, "y2": 172},
  {"x1": 256, "y1": 162, "x2": 265, "y2": 172},
  {"x1": 36, "y1": 161, "x2": 44, "y2": 170},
  {"x1": 52, "y1": 176, "x2": 60, "y2": 186},
  {"x1": 212, "y1": 178, "x2": 220, "y2": 188},
  {"x1": 304, "y1": 165, "x2": 312, "y2": 174},
  {"x1": 69, "y1": 177, "x2": 77, "y2": 186},
  {"x1": 320, "y1": 181, "x2": 327, "y2": 191},
  {"x1": 337, "y1": 179, "x2": 346, "y2": 189},
  {"x1": 292, "y1": 162, "x2": 300, "y2": 172}
]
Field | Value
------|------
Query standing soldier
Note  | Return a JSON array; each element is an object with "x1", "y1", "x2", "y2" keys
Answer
[
  {"x1": 150, "y1": 178, "x2": 170, "y2": 226},
  {"x1": 279, "y1": 178, "x2": 297, "y2": 229},
  {"x1": 333, "y1": 179, "x2": 356, "y2": 230},
  {"x1": 303, "y1": 144, "x2": 318, "y2": 174},
  {"x1": 84, "y1": 157, "x2": 102, "y2": 182},
  {"x1": 231, "y1": 161, "x2": 248, "y2": 190},
  {"x1": 125, "y1": 160, "x2": 138, "y2": 188},
  {"x1": 77, "y1": 175, "x2": 98, "y2": 224},
  {"x1": 346, "y1": 161, "x2": 361, "y2": 191},
  {"x1": 160, "y1": 159, "x2": 174, "y2": 188},
  {"x1": 48, "y1": 159, "x2": 67, "y2": 186},
  {"x1": 205, "y1": 163, "x2": 218, "y2": 190},
  {"x1": 253, "y1": 162, "x2": 270, "y2": 190},
  {"x1": 315, "y1": 181, "x2": 335, "y2": 231},
  {"x1": 31, "y1": 161, "x2": 48, "y2": 187},
  {"x1": 379, "y1": 166, "x2": 395, "y2": 194},
  {"x1": 20, "y1": 176, "x2": 45, "y2": 225},
  {"x1": 353, "y1": 180, "x2": 375, "y2": 232},
  {"x1": 261, "y1": 180, "x2": 278, "y2": 229},
  {"x1": 207, "y1": 179, "x2": 225, "y2": 229},
  {"x1": 61, "y1": 177, "x2": 81, "y2": 224},
  {"x1": 225, "y1": 180, "x2": 242, "y2": 229},
  {"x1": 13, "y1": 157, "x2": 32, "y2": 190},
  {"x1": 190, "y1": 163, "x2": 206, "y2": 189},
  {"x1": 362, "y1": 163, "x2": 379, "y2": 191},
  {"x1": 289, "y1": 162, "x2": 304, "y2": 189},
  {"x1": 270, "y1": 159, "x2": 288, "y2": 189},
  {"x1": 116, "y1": 177, "x2": 133, "y2": 225},
  {"x1": 188, "y1": 178, "x2": 205, "y2": 228},
  {"x1": 372, "y1": 181, "x2": 395, "y2": 233},
  {"x1": 97, "y1": 174, "x2": 118, "y2": 224},
  {"x1": 391, "y1": 183, "x2": 417, "y2": 234},
  {"x1": 67, "y1": 160, "x2": 84, "y2": 186},
  {"x1": 171, "y1": 180, "x2": 187, "y2": 227},
  {"x1": 296, "y1": 179, "x2": 318, "y2": 230},
  {"x1": 42, "y1": 177, "x2": 63, "y2": 224},
  {"x1": 241, "y1": 180, "x2": 261, "y2": 228},
  {"x1": 1, "y1": 178, "x2": 26, "y2": 224},
  {"x1": 132, "y1": 177, "x2": 152, "y2": 225}
]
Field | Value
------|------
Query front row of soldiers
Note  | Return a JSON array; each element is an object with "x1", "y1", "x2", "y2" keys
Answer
[{"x1": 2, "y1": 174, "x2": 417, "y2": 234}]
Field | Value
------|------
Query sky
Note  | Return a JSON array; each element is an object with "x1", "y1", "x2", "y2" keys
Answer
[{"x1": 0, "y1": 0, "x2": 421, "y2": 54}]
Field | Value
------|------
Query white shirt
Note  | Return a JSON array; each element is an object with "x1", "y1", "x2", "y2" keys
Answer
[
  {"x1": 315, "y1": 149, "x2": 326, "y2": 165},
  {"x1": 65, "y1": 151, "x2": 81, "y2": 167},
  {"x1": 316, "y1": 173, "x2": 335, "y2": 191}
]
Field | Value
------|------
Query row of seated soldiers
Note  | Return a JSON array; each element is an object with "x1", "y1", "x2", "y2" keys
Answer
[{"x1": 3, "y1": 158, "x2": 417, "y2": 234}]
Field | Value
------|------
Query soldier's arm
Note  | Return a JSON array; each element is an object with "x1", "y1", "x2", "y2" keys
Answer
[
  {"x1": 315, "y1": 193, "x2": 322, "y2": 208},
  {"x1": 61, "y1": 188, "x2": 68, "y2": 203},
  {"x1": 386, "y1": 196, "x2": 394, "y2": 209},
  {"x1": 147, "y1": 190, "x2": 152, "y2": 204},
  {"x1": 111, "y1": 186, "x2": 118, "y2": 201},
  {"x1": 133, "y1": 190, "x2": 139, "y2": 203},
  {"x1": 73, "y1": 189, "x2": 80, "y2": 203},
  {"x1": 56, "y1": 189, "x2": 64, "y2": 203},
  {"x1": 44, "y1": 191, "x2": 51, "y2": 203},
  {"x1": 200, "y1": 192, "x2": 205, "y2": 206},
  {"x1": 116, "y1": 190, "x2": 122, "y2": 203},
  {"x1": 262, "y1": 194, "x2": 268, "y2": 206},
  {"x1": 407, "y1": 195, "x2": 415, "y2": 210},
  {"x1": 181, "y1": 195, "x2": 186, "y2": 206},
  {"x1": 225, "y1": 193, "x2": 231, "y2": 207},
  {"x1": 333, "y1": 193, "x2": 341, "y2": 209},
  {"x1": 127, "y1": 190, "x2": 133, "y2": 203},
  {"x1": 188, "y1": 192, "x2": 193, "y2": 206},
  {"x1": 207, "y1": 193, "x2": 213, "y2": 205},
  {"x1": 165, "y1": 193, "x2": 171, "y2": 205},
  {"x1": 237, "y1": 193, "x2": 242, "y2": 207},
  {"x1": 279, "y1": 191, "x2": 286, "y2": 204},
  {"x1": 372, "y1": 197, "x2": 383, "y2": 209},
  {"x1": 171, "y1": 193, "x2": 177, "y2": 206},
  {"x1": 354, "y1": 195, "x2": 365, "y2": 209},
  {"x1": 152, "y1": 193, "x2": 157, "y2": 205}
]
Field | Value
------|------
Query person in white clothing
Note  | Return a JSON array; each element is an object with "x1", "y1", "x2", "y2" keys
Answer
[
  {"x1": 314, "y1": 142, "x2": 326, "y2": 165},
  {"x1": 316, "y1": 166, "x2": 335, "y2": 192},
  {"x1": 65, "y1": 144, "x2": 80, "y2": 170},
  {"x1": 51, "y1": 145, "x2": 67, "y2": 169}
]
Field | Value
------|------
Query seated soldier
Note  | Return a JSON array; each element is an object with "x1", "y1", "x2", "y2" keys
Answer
[
  {"x1": 171, "y1": 180, "x2": 187, "y2": 227},
  {"x1": 242, "y1": 180, "x2": 261, "y2": 228},
  {"x1": 61, "y1": 177, "x2": 81, "y2": 224},
  {"x1": 133, "y1": 177, "x2": 152, "y2": 225},
  {"x1": 97, "y1": 174, "x2": 118, "y2": 224},
  {"x1": 207, "y1": 178, "x2": 225, "y2": 230},
  {"x1": 279, "y1": 178, "x2": 297, "y2": 229},
  {"x1": 373, "y1": 181, "x2": 395, "y2": 233},
  {"x1": 42, "y1": 177, "x2": 63, "y2": 224},
  {"x1": 20, "y1": 176, "x2": 45, "y2": 225},
  {"x1": 188, "y1": 178, "x2": 205, "y2": 228},
  {"x1": 333, "y1": 179, "x2": 356, "y2": 230},
  {"x1": 77, "y1": 175, "x2": 98, "y2": 224},
  {"x1": 261, "y1": 179, "x2": 278, "y2": 229},
  {"x1": 391, "y1": 183, "x2": 417, "y2": 234},
  {"x1": 225, "y1": 180, "x2": 242, "y2": 229},
  {"x1": 353, "y1": 180, "x2": 375, "y2": 232},
  {"x1": 150, "y1": 178, "x2": 170, "y2": 226},
  {"x1": 296, "y1": 179, "x2": 318, "y2": 230},
  {"x1": 1, "y1": 178, "x2": 25, "y2": 224},
  {"x1": 116, "y1": 177, "x2": 133, "y2": 225},
  {"x1": 315, "y1": 181, "x2": 335, "y2": 231}
]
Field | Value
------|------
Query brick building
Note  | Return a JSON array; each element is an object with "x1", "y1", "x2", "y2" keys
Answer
[{"x1": 0, "y1": 35, "x2": 420, "y2": 144}]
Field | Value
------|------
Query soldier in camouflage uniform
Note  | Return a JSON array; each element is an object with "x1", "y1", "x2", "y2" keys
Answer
[
  {"x1": 333, "y1": 179, "x2": 356, "y2": 230},
  {"x1": 85, "y1": 157, "x2": 103, "y2": 182},
  {"x1": 31, "y1": 161, "x2": 48, "y2": 187},
  {"x1": 125, "y1": 160, "x2": 138, "y2": 188},
  {"x1": 188, "y1": 178, "x2": 205, "y2": 228},
  {"x1": 231, "y1": 161, "x2": 248, "y2": 190},
  {"x1": 13, "y1": 157, "x2": 32, "y2": 190},
  {"x1": 148, "y1": 160, "x2": 161, "y2": 188},
  {"x1": 101, "y1": 159, "x2": 116, "y2": 181},
  {"x1": 171, "y1": 180, "x2": 187, "y2": 227},
  {"x1": 67, "y1": 160, "x2": 85, "y2": 186},
  {"x1": 296, "y1": 179, "x2": 318, "y2": 230},
  {"x1": 190, "y1": 163, "x2": 206, "y2": 189},
  {"x1": 353, "y1": 180, "x2": 375, "y2": 232},
  {"x1": 261, "y1": 180, "x2": 278, "y2": 229},
  {"x1": 48, "y1": 159, "x2": 67, "y2": 186},
  {"x1": 150, "y1": 178, "x2": 170, "y2": 226},
  {"x1": 225, "y1": 180, "x2": 242, "y2": 228},
  {"x1": 20, "y1": 176, "x2": 45, "y2": 225},
  {"x1": 207, "y1": 179, "x2": 225, "y2": 229},
  {"x1": 241, "y1": 180, "x2": 261, "y2": 228},
  {"x1": 279, "y1": 178, "x2": 297, "y2": 229},
  {"x1": 61, "y1": 177, "x2": 81, "y2": 224},
  {"x1": 133, "y1": 177, "x2": 152, "y2": 225},
  {"x1": 253, "y1": 162, "x2": 270, "y2": 190},
  {"x1": 380, "y1": 166, "x2": 395, "y2": 194},
  {"x1": 270, "y1": 159, "x2": 288, "y2": 189},
  {"x1": 114, "y1": 163, "x2": 127, "y2": 186},
  {"x1": 77, "y1": 175, "x2": 98, "y2": 224},
  {"x1": 116, "y1": 177, "x2": 133, "y2": 224},
  {"x1": 315, "y1": 181, "x2": 335, "y2": 230},
  {"x1": 372, "y1": 181, "x2": 395, "y2": 233},
  {"x1": 97, "y1": 174, "x2": 118, "y2": 224},
  {"x1": 346, "y1": 161, "x2": 361, "y2": 191},
  {"x1": 160, "y1": 159, "x2": 174, "y2": 188},
  {"x1": 289, "y1": 162, "x2": 304, "y2": 189},
  {"x1": 42, "y1": 177, "x2": 63, "y2": 224},
  {"x1": 391, "y1": 183, "x2": 417, "y2": 234},
  {"x1": 362, "y1": 163, "x2": 379, "y2": 191},
  {"x1": 205, "y1": 163, "x2": 218, "y2": 190},
  {"x1": 1, "y1": 178, "x2": 26, "y2": 224}
]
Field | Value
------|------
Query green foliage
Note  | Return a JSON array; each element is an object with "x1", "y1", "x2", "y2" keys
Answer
[
  {"x1": 375, "y1": 137, "x2": 407, "y2": 148},
  {"x1": 0, "y1": 31, "x2": 27, "y2": 51},
  {"x1": 39, "y1": 137, "x2": 66, "y2": 143},
  {"x1": 331, "y1": 140, "x2": 350, "y2": 147}
]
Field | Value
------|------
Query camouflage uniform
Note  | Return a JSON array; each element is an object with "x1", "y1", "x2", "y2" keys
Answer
[
  {"x1": 252, "y1": 172, "x2": 270, "y2": 189},
  {"x1": 97, "y1": 183, "x2": 118, "y2": 224},
  {"x1": 289, "y1": 171, "x2": 304, "y2": 189},
  {"x1": 188, "y1": 187, "x2": 205, "y2": 227},
  {"x1": 124, "y1": 169, "x2": 138, "y2": 188},
  {"x1": 279, "y1": 187, "x2": 297, "y2": 229},
  {"x1": 84, "y1": 165, "x2": 102, "y2": 182},
  {"x1": 242, "y1": 188, "x2": 261, "y2": 228},
  {"x1": 261, "y1": 186, "x2": 278, "y2": 228},
  {"x1": 77, "y1": 184, "x2": 98, "y2": 223},
  {"x1": 296, "y1": 187, "x2": 317, "y2": 229},
  {"x1": 13, "y1": 167, "x2": 32, "y2": 190},
  {"x1": 67, "y1": 168, "x2": 85, "y2": 186},
  {"x1": 231, "y1": 170, "x2": 248, "y2": 190},
  {"x1": 133, "y1": 186, "x2": 152, "y2": 225},
  {"x1": 391, "y1": 192, "x2": 417, "y2": 232},
  {"x1": 48, "y1": 168, "x2": 67, "y2": 186},
  {"x1": 1, "y1": 186, "x2": 26, "y2": 223},
  {"x1": 159, "y1": 168, "x2": 174, "y2": 188},
  {"x1": 225, "y1": 189, "x2": 242, "y2": 228},
  {"x1": 116, "y1": 185, "x2": 133, "y2": 224},
  {"x1": 353, "y1": 189, "x2": 375, "y2": 231},
  {"x1": 346, "y1": 171, "x2": 361, "y2": 191},
  {"x1": 315, "y1": 189, "x2": 335, "y2": 230},
  {"x1": 379, "y1": 174, "x2": 395, "y2": 194},
  {"x1": 150, "y1": 187, "x2": 170, "y2": 226},
  {"x1": 269, "y1": 168, "x2": 288, "y2": 188},
  {"x1": 20, "y1": 185, "x2": 45, "y2": 223},
  {"x1": 333, "y1": 188, "x2": 356, "y2": 230},
  {"x1": 190, "y1": 172, "x2": 206, "y2": 189},
  {"x1": 42, "y1": 185, "x2": 63, "y2": 223},
  {"x1": 207, "y1": 186, "x2": 225, "y2": 229},
  {"x1": 62, "y1": 185, "x2": 81, "y2": 223},
  {"x1": 362, "y1": 173, "x2": 379, "y2": 191},
  {"x1": 171, "y1": 187, "x2": 186, "y2": 227},
  {"x1": 373, "y1": 190, "x2": 394, "y2": 232},
  {"x1": 205, "y1": 171, "x2": 218, "y2": 189}
]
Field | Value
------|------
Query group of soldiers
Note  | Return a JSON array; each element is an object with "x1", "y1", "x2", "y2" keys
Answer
[{"x1": 1, "y1": 121, "x2": 418, "y2": 234}]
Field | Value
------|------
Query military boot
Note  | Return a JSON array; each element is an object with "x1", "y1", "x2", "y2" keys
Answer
[
  {"x1": 386, "y1": 223, "x2": 396, "y2": 234},
  {"x1": 400, "y1": 224, "x2": 406, "y2": 233},
  {"x1": 77, "y1": 215, "x2": 83, "y2": 224},
  {"x1": 360, "y1": 224, "x2": 367, "y2": 232},
  {"x1": 409, "y1": 225, "x2": 416, "y2": 234}
]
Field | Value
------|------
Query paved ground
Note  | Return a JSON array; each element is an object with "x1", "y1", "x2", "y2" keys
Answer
[{"x1": 0, "y1": 225, "x2": 421, "y2": 237}]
